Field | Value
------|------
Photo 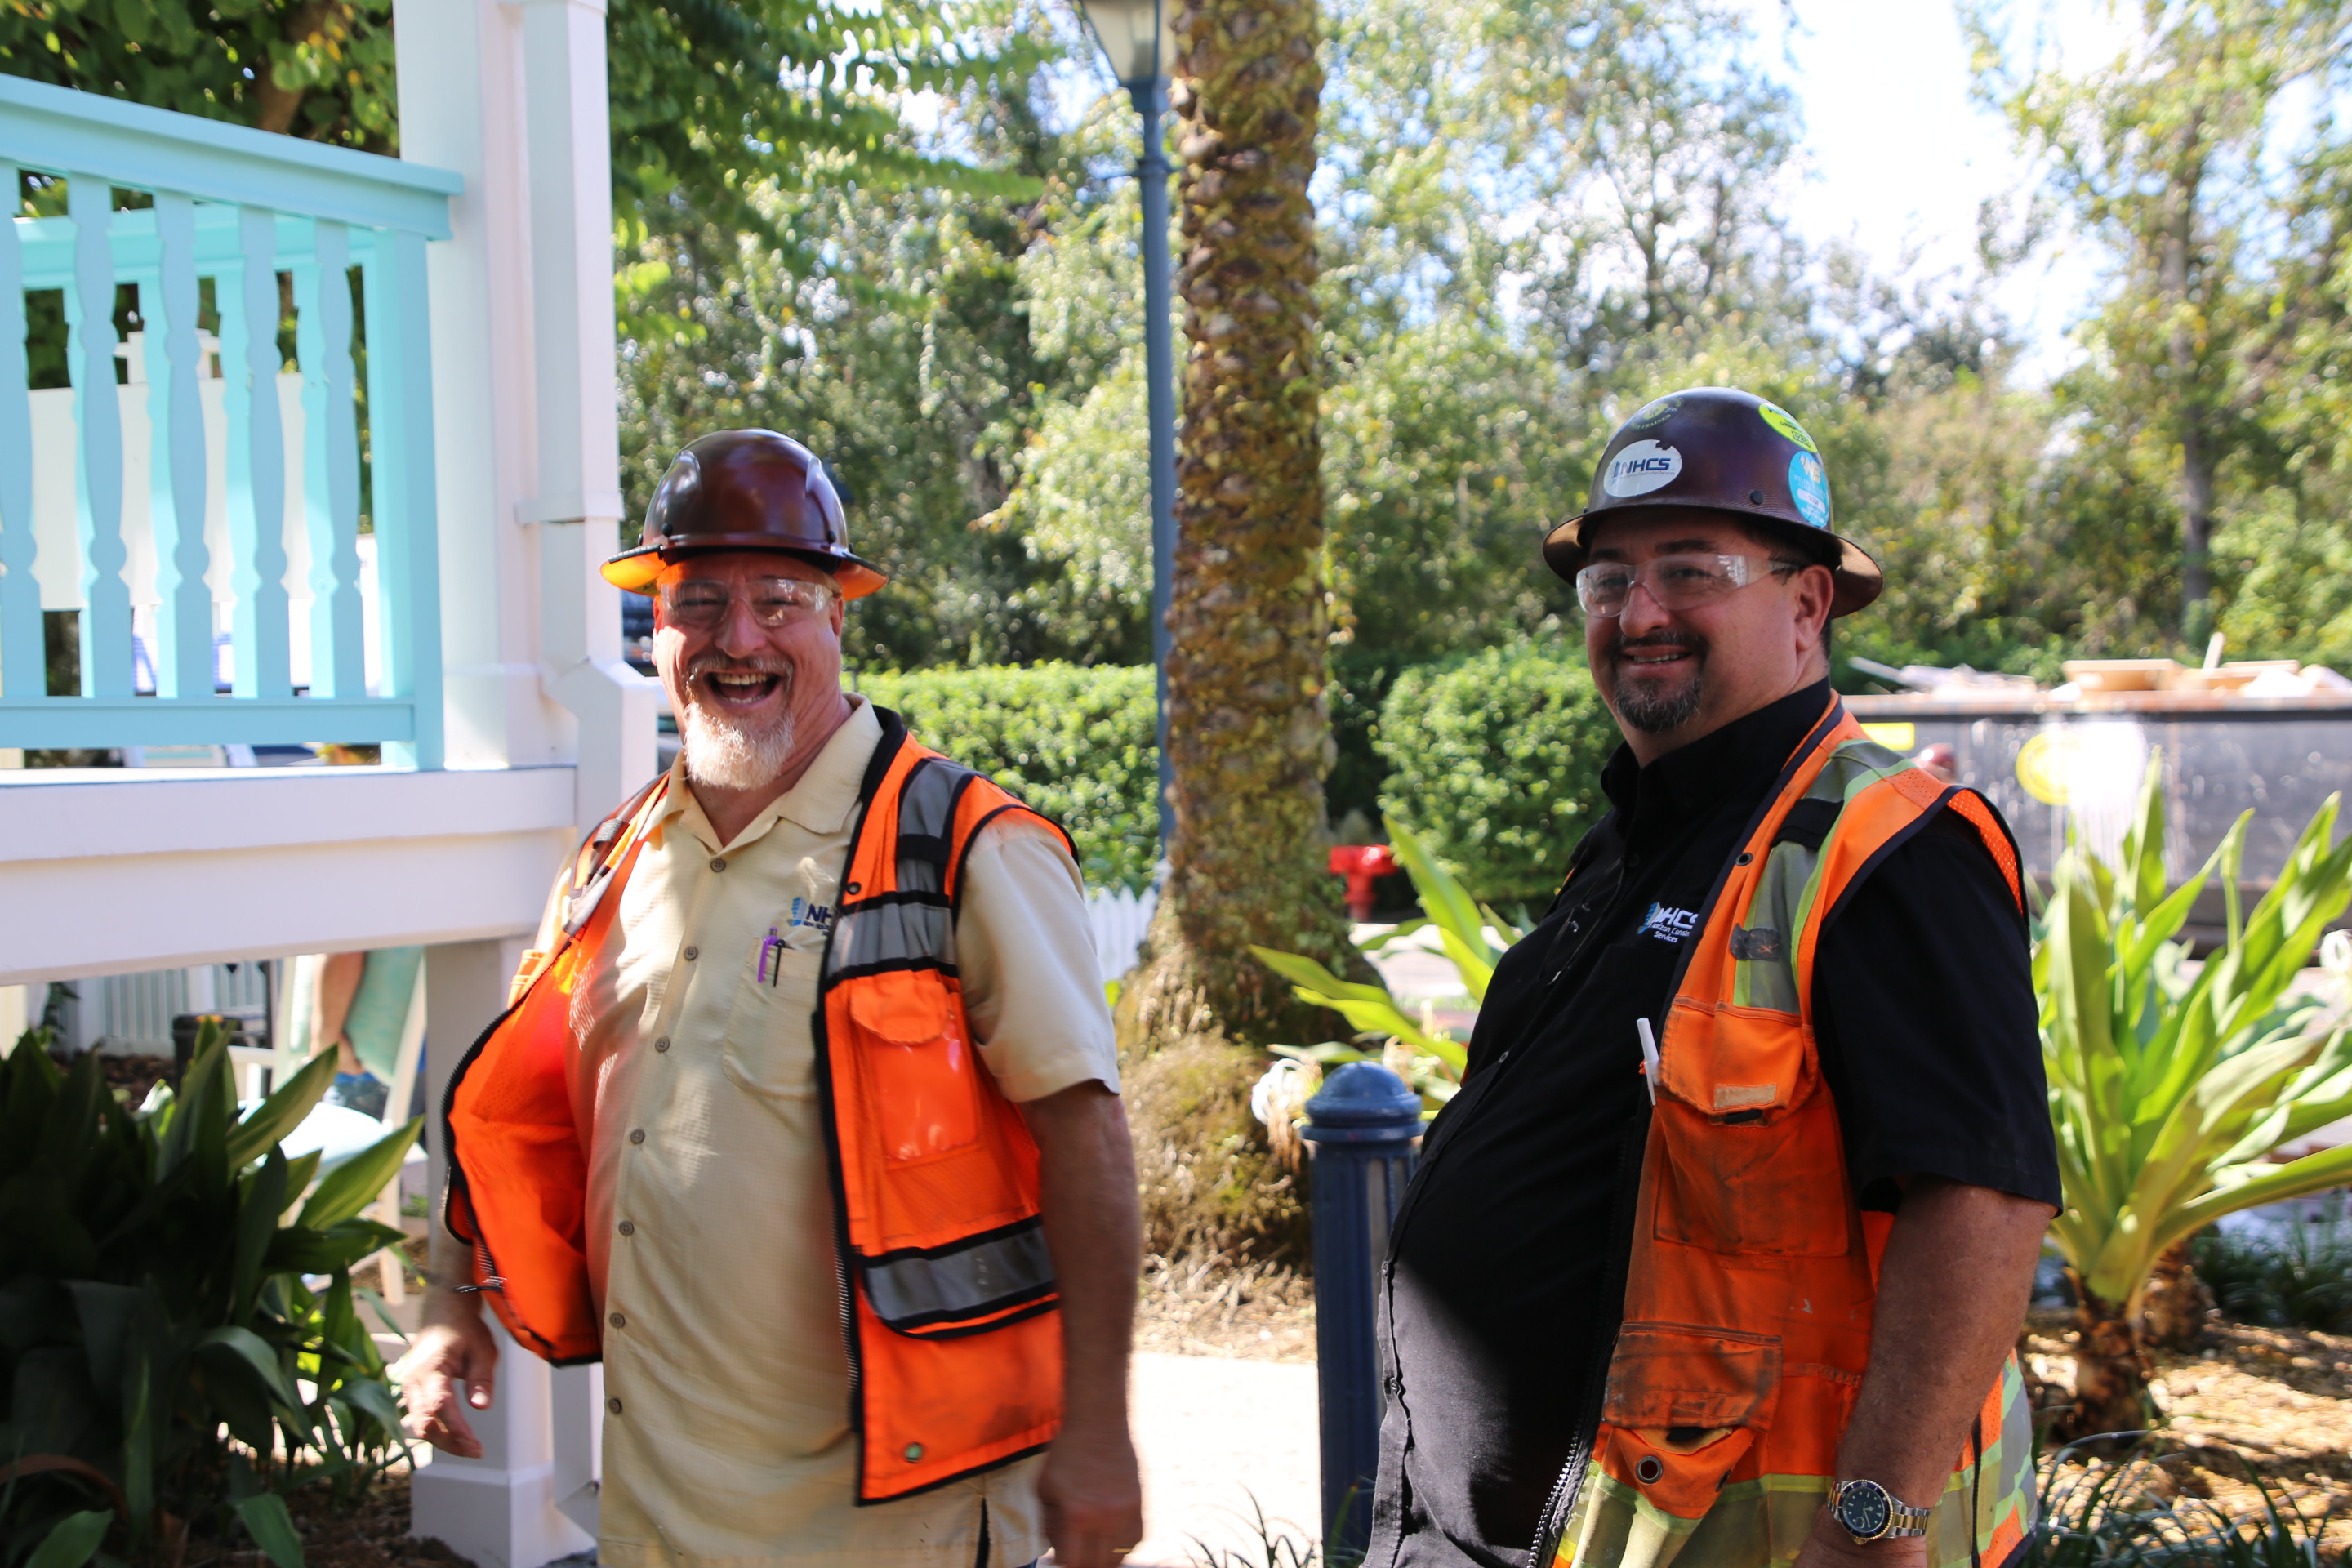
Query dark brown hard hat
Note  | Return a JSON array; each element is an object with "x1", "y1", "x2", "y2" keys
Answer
[
  {"x1": 1543, "y1": 386, "x2": 1882, "y2": 617},
  {"x1": 602, "y1": 430, "x2": 887, "y2": 598}
]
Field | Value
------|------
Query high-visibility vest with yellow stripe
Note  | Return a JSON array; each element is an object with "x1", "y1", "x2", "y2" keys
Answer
[
  {"x1": 1539, "y1": 699, "x2": 2038, "y2": 1568},
  {"x1": 443, "y1": 710, "x2": 1066, "y2": 1505}
]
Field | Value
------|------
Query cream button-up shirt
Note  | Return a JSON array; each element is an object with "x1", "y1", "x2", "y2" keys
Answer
[{"x1": 553, "y1": 698, "x2": 1119, "y2": 1568}]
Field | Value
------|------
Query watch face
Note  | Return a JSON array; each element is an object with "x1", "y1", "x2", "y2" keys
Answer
[{"x1": 1839, "y1": 1482, "x2": 1892, "y2": 1538}]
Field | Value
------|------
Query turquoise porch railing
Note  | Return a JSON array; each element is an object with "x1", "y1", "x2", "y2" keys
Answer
[{"x1": 0, "y1": 76, "x2": 461, "y2": 767}]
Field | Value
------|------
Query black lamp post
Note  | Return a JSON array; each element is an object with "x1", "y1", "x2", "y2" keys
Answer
[{"x1": 1076, "y1": 0, "x2": 1178, "y2": 852}]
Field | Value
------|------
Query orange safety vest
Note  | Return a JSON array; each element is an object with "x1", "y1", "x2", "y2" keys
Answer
[
  {"x1": 1538, "y1": 699, "x2": 2038, "y2": 1568},
  {"x1": 442, "y1": 710, "x2": 1067, "y2": 1503}
]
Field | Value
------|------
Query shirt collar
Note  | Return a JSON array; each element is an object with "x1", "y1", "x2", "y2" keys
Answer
[
  {"x1": 1600, "y1": 679, "x2": 1837, "y2": 829},
  {"x1": 659, "y1": 694, "x2": 882, "y2": 853}
]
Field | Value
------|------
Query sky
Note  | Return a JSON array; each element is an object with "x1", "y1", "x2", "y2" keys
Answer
[{"x1": 1735, "y1": 0, "x2": 2147, "y2": 382}]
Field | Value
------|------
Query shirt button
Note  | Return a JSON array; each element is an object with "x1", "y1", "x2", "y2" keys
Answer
[
  {"x1": 608, "y1": 1396, "x2": 624, "y2": 1414},
  {"x1": 609, "y1": 1312, "x2": 626, "y2": 1329},
  {"x1": 683, "y1": 945, "x2": 699, "y2": 960},
  {"x1": 617, "y1": 1220, "x2": 635, "y2": 1236},
  {"x1": 710, "y1": 857, "x2": 727, "y2": 872},
  {"x1": 629, "y1": 1128, "x2": 647, "y2": 1145},
  {"x1": 654, "y1": 1036, "x2": 670, "y2": 1053}
]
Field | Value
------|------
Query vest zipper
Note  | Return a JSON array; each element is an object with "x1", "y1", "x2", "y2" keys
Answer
[{"x1": 1529, "y1": 701, "x2": 1846, "y2": 1564}]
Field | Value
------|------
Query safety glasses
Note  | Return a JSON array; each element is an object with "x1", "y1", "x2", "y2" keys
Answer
[
  {"x1": 657, "y1": 576, "x2": 837, "y2": 630},
  {"x1": 1574, "y1": 552, "x2": 1793, "y2": 619}
]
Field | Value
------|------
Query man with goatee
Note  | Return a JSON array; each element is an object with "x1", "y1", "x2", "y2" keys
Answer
[
  {"x1": 1367, "y1": 390, "x2": 2061, "y2": 1568},
  {"x1": 396, "y1": 430, "x2": 1144, "y2": 1568}
]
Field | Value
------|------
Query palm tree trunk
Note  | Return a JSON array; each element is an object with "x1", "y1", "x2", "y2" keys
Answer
[
  {"x1": 2140, "y1": 1236, "x2": 2212, "y2": 1350},
  {"x1": 2060, "y1": 1282, "x2": 2153, "y2": 1446},
  {"x1": 1114, "y1": 0, "x2": 1347, "y2": 1261}
]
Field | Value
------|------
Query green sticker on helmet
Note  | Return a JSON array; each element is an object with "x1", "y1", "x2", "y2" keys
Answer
[
  {"x1": 1626, "y1": 396, "x2": 1682, "y2": 431},
  {"x1": 1757, "y1": 401, "x2": 1818, "y2": 453}
]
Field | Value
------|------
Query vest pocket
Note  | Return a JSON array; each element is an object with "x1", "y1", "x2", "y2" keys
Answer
[
  {"x1": 847, "y1": 970, "x2": 982, "y2": 1162},
  {"x1": 1604, "y1": 1321, "x2": 1782, "y2": 1431},
  {"x1": 1651, "y1": 1095, "x2": 1851, "y2": 1256}
]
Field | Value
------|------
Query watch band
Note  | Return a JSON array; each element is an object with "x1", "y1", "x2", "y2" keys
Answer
[{"x1": 1831, "y1": 1478, "x2": 1931, "y2": 1544}]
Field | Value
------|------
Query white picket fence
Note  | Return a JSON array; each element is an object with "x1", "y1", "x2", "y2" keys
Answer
[{"x1": 1087, "y1": 885, "x2": 1158, "y2": 982}]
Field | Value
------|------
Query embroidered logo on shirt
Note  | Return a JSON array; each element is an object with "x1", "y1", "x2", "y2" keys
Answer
[
  {"x1": 789, "y1": 896, "x2": 835, "y2": 933},
  {"x1": 1638, "y1": 902, "x2": 1699, "y2": 944}
]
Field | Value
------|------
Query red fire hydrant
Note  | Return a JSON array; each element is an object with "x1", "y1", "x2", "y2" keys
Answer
[{"x1": 1329, "y1": 844, "x2": 1400, "y2": 920}]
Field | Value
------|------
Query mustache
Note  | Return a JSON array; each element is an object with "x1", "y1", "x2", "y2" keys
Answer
[
  {"x1": 684, "y1": 652, "x2": 795, "y2": 683},
  {"x1": 1605, "y1": 628, "x2": 1707, "y2": 666}
]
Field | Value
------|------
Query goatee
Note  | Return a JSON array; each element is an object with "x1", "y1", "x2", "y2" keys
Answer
[
  {"x1": 1607, "y1": 631, "x2": 1707, "y2": 734},
  {"x1": 679, "y1": 655, "x2": 799, "y2": 790}
]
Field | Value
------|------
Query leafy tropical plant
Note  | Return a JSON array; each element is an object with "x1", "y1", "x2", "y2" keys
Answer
[
  {"x1": 2038, "y1": 759, "x2": 2352, "y2": 1441},
  {"x1": 0, "y1": 1022, "x2": 421, "y2": 1568},
  {"x1": 2025, "y1": 1438, "x2": 2344, "y2": 1568},
  {"x1": 1251, "y1": 819, "x2": 1529, "y2": 1113}
]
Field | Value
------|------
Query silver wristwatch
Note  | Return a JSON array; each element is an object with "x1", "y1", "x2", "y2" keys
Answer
[{"x1": 1829, "y1": 1478, "x2": 1931, "y2": 1545}]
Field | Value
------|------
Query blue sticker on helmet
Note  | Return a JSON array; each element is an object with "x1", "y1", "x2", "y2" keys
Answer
[{"x1": 1788, "y1": 452, "x2": 1831, "y2": 529}]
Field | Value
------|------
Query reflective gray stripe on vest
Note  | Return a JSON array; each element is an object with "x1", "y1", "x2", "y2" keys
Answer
[
  {"x1": 827, "y1": 899, "x2": 955, "y2": 978},
  {"x1": 1731, "y1": 737, "x2": 1913, "y2": 1013},
  {"x1": 862, "y1": 1223, "x2": 1056, "y2": 1330}
]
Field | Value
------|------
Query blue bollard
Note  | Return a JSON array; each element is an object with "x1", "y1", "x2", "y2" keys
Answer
[{"x1": 1303, "y1": 1061, "x2": 1423, "y2": 1558}]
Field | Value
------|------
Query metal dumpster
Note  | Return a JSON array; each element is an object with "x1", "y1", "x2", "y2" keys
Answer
[{"x1": 1843, "y1": 691, "x2": 2352, "y2": 942}]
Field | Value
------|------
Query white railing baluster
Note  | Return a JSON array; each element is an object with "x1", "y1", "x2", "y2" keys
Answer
[
  {"x1": 361, "y1": 229, "x2": 443, "y2": 769},
  {"x1": 65, "y1": 173, "x2": 131, "y2": 697},
  {"x1": 296, "y1": 219, "x2": 363, "y2": 698},
  {"x1": 142, "y1": 191, "x2": 212, "y2": 700},
  {"x1": 0, "y1": 163, "x2": 40, "y2": 700},
  {"x1": 220, "y1": 204, "x2": 291, "y2": 697}
]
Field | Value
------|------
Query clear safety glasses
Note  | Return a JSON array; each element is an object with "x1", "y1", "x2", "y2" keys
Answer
[
  {"x1": 1574, "y1": 552, "x2": 1793, "y2": 619},
  {"x1": 657, "y1": 577, "x2": 837, "y2": 630}
]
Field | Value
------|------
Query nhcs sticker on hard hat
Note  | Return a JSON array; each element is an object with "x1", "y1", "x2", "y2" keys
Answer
[{"x1": 1604, "y1": 440, "x2": 1682, "y2": 497}]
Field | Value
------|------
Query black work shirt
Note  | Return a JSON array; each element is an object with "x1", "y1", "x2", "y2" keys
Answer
[{"x1": 1371, "y1": 681, "x2": 2060, "y2": 1568}]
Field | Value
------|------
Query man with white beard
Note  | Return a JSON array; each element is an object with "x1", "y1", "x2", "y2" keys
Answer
[{"x1": 396, "y1": 430, "x2": 1145, "y2": 1568}]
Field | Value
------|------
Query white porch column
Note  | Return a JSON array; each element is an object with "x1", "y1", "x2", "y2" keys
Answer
[
  {"x1": 514, "y1": 0, "x2": 658, "y2": 831},
  {"x1": 391, "y1": 0, "x2": 654, "y2": 822},
  {"x1": 414, "y1": 938, "x2": 596, "y2": 1568}
]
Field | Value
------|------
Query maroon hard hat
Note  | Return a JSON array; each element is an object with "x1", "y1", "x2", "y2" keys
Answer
[
  {"x1": 602, "y1": 430, "x2": 887, "y2": 597},
  {"x1": 1543, "y1": 387, "x2": 1882, "y2": 617}
]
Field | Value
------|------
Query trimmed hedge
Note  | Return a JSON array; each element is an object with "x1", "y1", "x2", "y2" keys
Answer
[
  {"x1": 853, "y1": 662, "x2": 1159, "y2": 891},
  {"x1": 849, "y1": 647, "x2": 1624, "y2": 906},
  {"x1": 1374, "y1": 644, "x2": 1619, "y2": 906}
]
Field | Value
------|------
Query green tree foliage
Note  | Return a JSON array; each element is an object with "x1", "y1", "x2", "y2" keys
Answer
[
  {"x1": 0, "y1": 0, "x2": 1031, "y2": 249},
  {"x1": 1970, "y1": 0, "x2": 2352, "y2": 645}
]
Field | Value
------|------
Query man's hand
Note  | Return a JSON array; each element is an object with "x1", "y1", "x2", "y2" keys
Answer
[
  {"x1": 1038, "y1": 1419, "x2": 1143, "y2": 1568},
  {"x1": 1792, "y1": 1504, "x2": 1928, "y2": 1568},
  {"x1": 390, "y1": 1292, "x2": 500, "y2": 1458}
]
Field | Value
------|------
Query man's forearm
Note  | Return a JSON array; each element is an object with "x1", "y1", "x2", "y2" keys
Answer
[
  {"x1": 1022, "y1": 1080, "x2": 1142, "y2": 1430},
  {"x1": 1836, "y1": 1178, "x2": 2054, "y2": 1503}
]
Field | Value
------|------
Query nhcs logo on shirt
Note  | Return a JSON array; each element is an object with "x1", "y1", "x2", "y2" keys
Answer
[{"x1": 1638, "y1": 902, "x2": 1698, "y2": 944}]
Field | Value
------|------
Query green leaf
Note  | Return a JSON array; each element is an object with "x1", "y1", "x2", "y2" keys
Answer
[
  {"x1": 297, "y1": 1117, "x2": 422, "y2": 1230},
  {"x1": 232, "y1": 1493, "x2": 306, "y2": 1568},
  {"x1": 27, "y1": 1510, "x2": 113, "y2": 1568},
  {"x1": 226, "y1": 1050, "x2": 337, "y2": 1169},
  {"x1": 195, "y1": 1325, "x2": 304, "y2": 1414}
]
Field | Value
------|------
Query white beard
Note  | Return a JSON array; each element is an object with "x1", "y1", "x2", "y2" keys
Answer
[{"x1": 680, "y1": 698, "x2": 797, "y2": 791}]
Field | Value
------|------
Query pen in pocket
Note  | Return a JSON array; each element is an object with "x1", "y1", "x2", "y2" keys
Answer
[{"x1": 758, "y1": 926, "x2": 784, "y2": 986}]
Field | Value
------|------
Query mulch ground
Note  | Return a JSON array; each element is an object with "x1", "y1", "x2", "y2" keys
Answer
[{"x1": 2023, "y1": 1307, "x2": 2352, "y2": 1551}]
